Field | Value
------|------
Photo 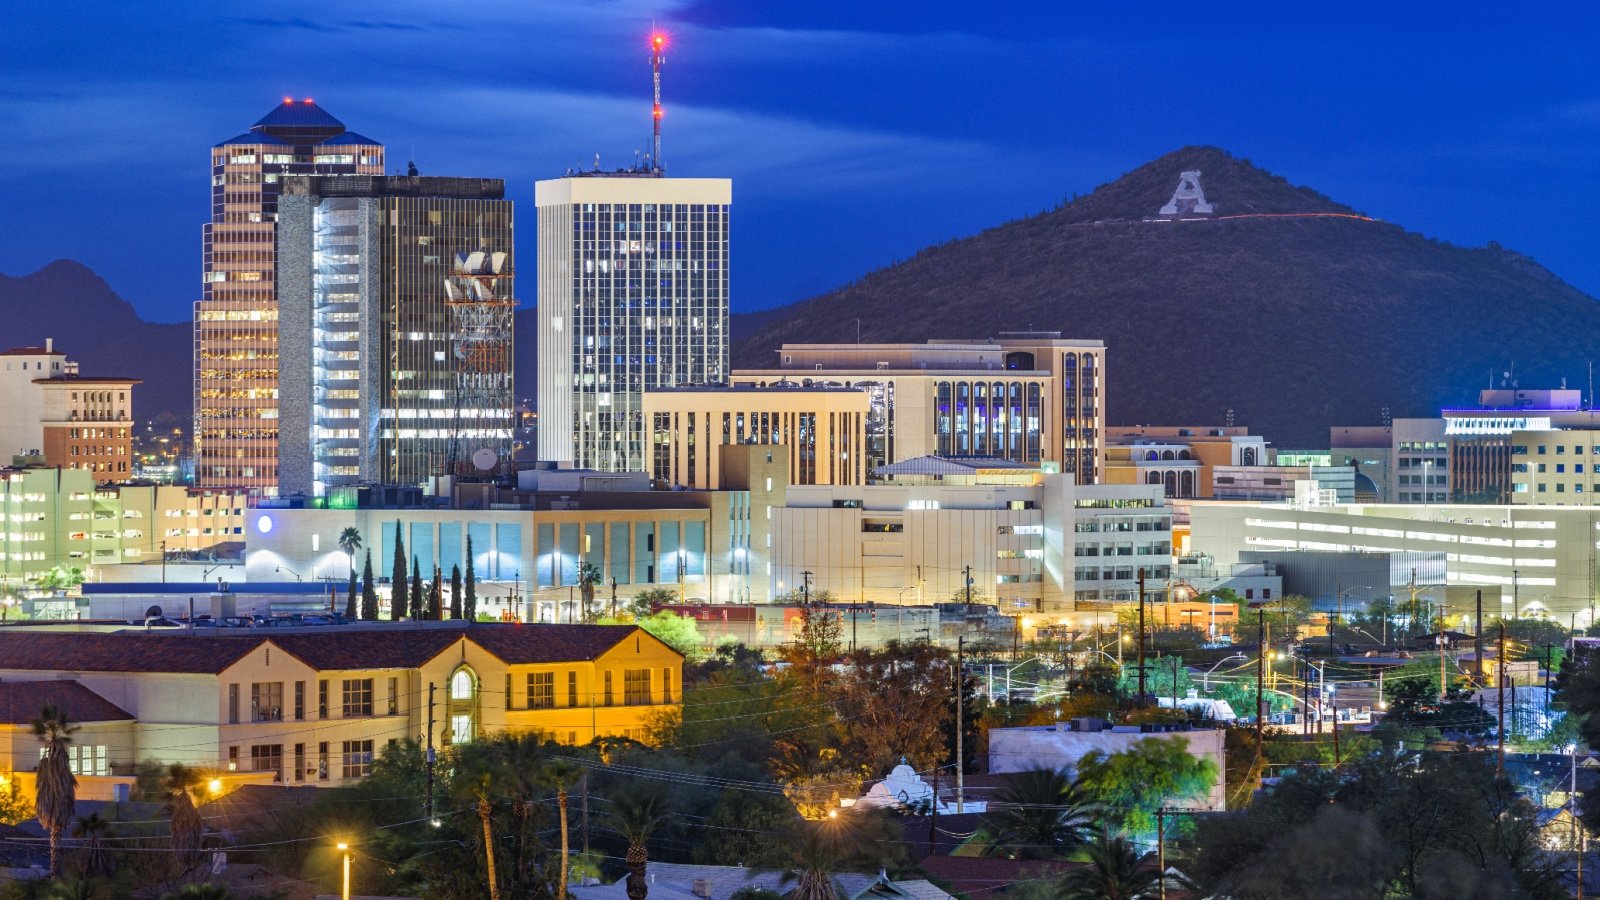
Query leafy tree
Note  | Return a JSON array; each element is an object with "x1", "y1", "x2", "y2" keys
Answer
[
  {"x1": 626, "y1": 586, "x2": 678, "y2": 619},
  {"x1": 360, "y1": 550, "x2": 379, "y2": 621},
  {"x1": 1496, "y1": 616, "x2": 1571, "y2": 661},
  {"x1": 1056, "y1": 828, "x2": 1158, "y2": 900},
  {"x1": 1381, "y1": 660, "x2": 1494, "y2": 735},
  {"x1": 158, "y1": 885, "x2": 236, "y2": 900},
  {"x1": 0, "y1": 771, "x2": 31, "y2": 825},
  {"x1": 1074, "y1": 736, "x2": 1217, "y2": 837},
  {"x1": 980, "y1": 767, "x2": 1096, "y2": 860},
  {"x1": 451, "y1": 565, "x2": 463, "y2": 620},
  {"x1": 464, "y1": 535, "x2": 477, "y2": 620},
  {"x1": 1215, "y1": 805, "x2": 1396, "y2": 900},
  {"x1": 831, "y1": 641, "x2": 954, "y2": 775},
  {"x1": 634, "y1": 610, "x2": 703, "y2": 658},
  {"x1": 33, "y1": 703, "x2": 78, "y2": 877},
  {"x1": 391, "y1": 520, "x2": 407, "y2": 620},
  {"x1": 778, "y1": 601, "x2": 843, "y2": 693}
]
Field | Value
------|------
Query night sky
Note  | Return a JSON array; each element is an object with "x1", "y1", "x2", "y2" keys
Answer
[{"x1": 4, "y1": 2, "x2": 1600, "y2": 323}]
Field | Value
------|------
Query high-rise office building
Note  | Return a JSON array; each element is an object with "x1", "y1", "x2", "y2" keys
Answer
[
  {"x1": 535, "y1": 175, "x2": 731, "y2": 471},
  {"x1": 195, "y1": 100, "x2": 383, "y2": 495},
  {"x1": 276, "y1": 175, "x2": 515, "y2": 497}
]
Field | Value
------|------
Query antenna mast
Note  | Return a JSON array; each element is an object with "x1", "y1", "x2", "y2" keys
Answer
[{"x1": 650, "y1": 30, "x2": 666, "y2": 173}]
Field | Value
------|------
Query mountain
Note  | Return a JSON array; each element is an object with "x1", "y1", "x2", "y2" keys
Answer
[
  {"x1": 731, "y1": 146, "x2": 1600, "y2": 447},
  {"x1": 0, "y1": 260, "x2": 191, "y2": 427}
]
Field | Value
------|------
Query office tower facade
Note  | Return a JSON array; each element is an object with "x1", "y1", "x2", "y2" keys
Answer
[
  {"x1": 196, "y1": 100, "x2": 383, "y2": 495},
  {"x1": 535, "y1": 176, "x2": 732, "y2": 471},
  {"x1": 0, "y1": 340, "x2": 139, "y2": 482},
  {"x1": 733, "y1": 335, "x2": 1106, "y2": 484},
  {"x1": 276, "y1": 176, "x2": 515, "y2": 498}
]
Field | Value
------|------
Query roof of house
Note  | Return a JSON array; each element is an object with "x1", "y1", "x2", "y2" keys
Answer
[
  {"x1": 0, "y1": 623, "x2": 672, "y2": 677},
  {"x1": 568, "y1": 862, "x2": 942, "y2": 900},
  {"x1": 0, "y1": 632, "x2": 262, "y2": 674},
  {"x1": 0, "y1": 346, "x2": 64, "y2": 356},
  {"x1": 914, "y1": 856, "x2": 1080, "y2": 900},
  {"x1": 0, "y1": 680, "x2": 133, "y2": 725}
]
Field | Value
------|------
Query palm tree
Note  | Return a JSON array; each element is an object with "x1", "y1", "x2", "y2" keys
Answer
[
  {"x1": 71, "y1": 811, "x2": 113, "y2": 879},
  {"x1": 778, "y1": 821, "x2": 848, "y2": 900},
  {"x1": 981, "y1": 767, "x2": 1097, "y2": 860},
  {"x1": 162, "y1": 764, "x2": 203, "y2": 872},
  {"x1": 33, "y1": 703, "x2": 78, "y2": 877},
  {"x1": 577, "y1": 561, "x2": 602, "y2": 620},
  {"x1": 609, "y1": 784, "x2": 670, "y2": 900},
  {"x1": 337, "y1": 526, "x2": 363, "y2": 575},
  {"x1": 1057, "y1": 829, "x2": 1158, "y2": 900}
]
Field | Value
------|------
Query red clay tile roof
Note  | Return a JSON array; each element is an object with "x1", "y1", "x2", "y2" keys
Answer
[
  {"x1": 265, "y1": 630, "x2": 464, "y2": 671},
  {"x1": 466, "y1": 623, "x2": 663, "y2": 663},
  {"x1": 0, "y1": 347, "x2": 63, "y2": 356},
  {"x1": 0, "y1": 632, "x2": 262, "y2": 674},
  {"x1": 0, "y1": 680, "x2": 134, "y2": 725}
]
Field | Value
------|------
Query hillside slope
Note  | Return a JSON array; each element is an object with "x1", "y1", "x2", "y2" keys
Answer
[
  {"x1": 732, "y1": 147, "x2": 1600, "y2": 447},
  {"x1": 0, "y1": 260, "x2": 191, "y2": 425}
]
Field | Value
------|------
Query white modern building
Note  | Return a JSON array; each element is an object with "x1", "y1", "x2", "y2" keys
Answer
[
  {"x1": 770, "y1": 463, "x2": 1170, "y2": 614},
  {"x1": 536, "y1": 175, "x2": 732, "y2": 471},
  {"x1": 1189, "y1": 489, "x2": 1600, "y2": 622}
]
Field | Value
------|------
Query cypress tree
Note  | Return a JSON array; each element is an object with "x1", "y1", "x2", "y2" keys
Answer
[
  {"x1": 344, "y1": 568, "x2": 357, "y2": 620},
  {"x1": 430, "y1": 565, "x2": 443, "y2": 620},
  {"x1": 464, "y1": 535, "x2": 478, "y2": 621},
  {"x1": 451, "y1": 565, "x2": 463, "y2": 620},
  {"x1": 391, "y1": 520, "x2": 407, "y2": 621},
  {"x1": 410, "y1": 556, "x2": 424, "y2": 620},
  {"x1": 360, "y1": 551, "x2": 379, "y2": 620}
]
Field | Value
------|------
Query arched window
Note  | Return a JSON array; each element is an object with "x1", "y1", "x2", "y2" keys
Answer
[
  {"x1": 449, "y1": 667, "x2": 478, "y2": 745},
  {"x1": 451, "y1": 669, "x2": 474, "y2": 700},
  {"x1": 1163, "y1": 471, "x2": 1178, "y2": 495},
  {"x1": 1242, "y1": 448, "x2": 1258, "y2": 466},
  {"x1": 1179, "y1": 450, "x2": 1192, "y2": 460},
  {"x1": 1146, "y1": 450, "x2": 1158, "y2": 461},
  {"x1": 1162, "y1": 450, "x2": 1175, "y2": 461},
  {"x1": 1146, "y1": 472, "x2": 1161, "y2": 485},
  {"x1": 1180, "y1": 471, "x2": 1196, "y2": 498}
]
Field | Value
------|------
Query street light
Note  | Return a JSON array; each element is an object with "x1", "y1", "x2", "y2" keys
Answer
[
  {"x1": 1201, "y1": 653, "x2": 1248, "y2": 691},
  {"x1": 336, "y1": 842, "x2": 351, "y2": 900}
]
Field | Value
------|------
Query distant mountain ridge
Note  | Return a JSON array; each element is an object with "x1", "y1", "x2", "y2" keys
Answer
[
  {"x1": 732, "y1": 146, "x2": 1600, "y2": 447},
  {"x1": 0, "y1": 260, "x2": 191, "y2": 427}
]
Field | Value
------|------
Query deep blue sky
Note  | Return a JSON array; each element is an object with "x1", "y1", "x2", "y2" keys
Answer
[{"x1": 3, "y1": 2, "x2": 1600, "y2": 323}]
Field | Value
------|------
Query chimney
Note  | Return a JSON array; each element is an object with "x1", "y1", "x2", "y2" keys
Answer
[
  {"x1": 45, "y1": 338, "x2": 52, "y2": 353},
  {"x1": 690, "y1": 878, "x2": 708, "y2": 897}
]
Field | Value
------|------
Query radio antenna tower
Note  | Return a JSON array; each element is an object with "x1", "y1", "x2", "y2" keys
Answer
[{"x1": 650, "y1": 29, "x2": 666, "y2": 174}]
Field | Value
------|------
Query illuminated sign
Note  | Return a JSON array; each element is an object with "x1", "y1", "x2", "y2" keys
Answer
[{"x1": 1443, "y1": 416, "x2": 1551, "y2": 436}]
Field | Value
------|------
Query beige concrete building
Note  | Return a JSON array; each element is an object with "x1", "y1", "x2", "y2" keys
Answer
[
  {"x1": 644, "y1": 385, "x2": 869, "y2": 489},
  {"x1": 0, "y1": 340, "x2": 138, "y2": 483},
  {"x1": 732, "y1": 334, "x2": 1105, "y2": 484},
  {"x1": 1103, "y1": 426, "x2": 1267, "y2": 500},
  {"x1": 0, "y1": 465, "x2": 247, "y2": 587},
  {"x1": 0, "y1": 624, "x2": 681, "y2": 789},
  {"x1": 1509, "y1": 429, "x2": 1600, "y2": 506}
]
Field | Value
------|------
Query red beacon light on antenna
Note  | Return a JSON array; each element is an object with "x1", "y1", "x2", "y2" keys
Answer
[
  {"x1": 283, "y1": 97, "x2": 293, "y2": 105},
  {"x1": 303, "y1": 98, "x2": 314, "y2": 104},
  {"x1": 651, "y1": 33, "x2": 666, "y2": 50}
]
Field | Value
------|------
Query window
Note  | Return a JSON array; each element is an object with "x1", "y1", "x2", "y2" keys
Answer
[
  {"x1": 452, "y1": 670, "x2": 474, "y2": 700},
  {"x1": 228, "y1": 684, "x2": 239, "y2": 724},
  {"x1": 662, "y1": 668, "x2": 673, "y2": 704},
  {"x1": 342, "y1": 679, "x2": 374, "y2": 717},
  {"x1": 624, "y1": 669, "x2": 651, "y2": 705},
  {"x1": 294, "y1": 681, "x2": 305, "y2": 721},
  {"x1": 294, "y1": 743, "x2": 306, "y2": 781},
  {"x1": 604, "y1": 671, "x2": 614, "y2": 707},
  {"x1": 342, "y1": 740, "x2": 374, "y2": 778},
  {"x1": 318, "y1": 680, "x2": 328, "y2": 718},
  {"x1": 387, "y1": 677, "x2": 399, "y2": 715},
  {"x1": 318, "y1": 742, "x2": 329, "y2": 781},
  {"x1": 251, "y1": 682, "x2": 283, "y2": 722},
  {"x1": 250, "y1": 744, "x2": 283, "y2": 780},
  {"x1": 528, "y1": 672, "x2": 555, "y2": 709},
  {"x1": 567, "y1": 671, "x2": 578, "y2": 707}
]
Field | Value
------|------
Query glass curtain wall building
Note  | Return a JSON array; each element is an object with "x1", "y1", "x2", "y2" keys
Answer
[
  {"x1": 277, "y1": 176, "x2": 515, "y2": 497},
  {"x1": 196, "y1": 100, "x2": 383, "y2": 495},
  {"x1": 536, "y1": 176, "x2": 732, "y2": 471}
]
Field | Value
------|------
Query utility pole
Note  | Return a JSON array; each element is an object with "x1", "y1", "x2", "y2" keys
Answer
[
  {"x1": 1513, "y1": 568, "x2": 1520, "y2": 619},
  {"x1": 1498, "y1": 621, "x2": 1507, "y2": 778},
  {"x1": 955, "y1": 636, "x2": 965, "y2": 814},
  {"x1": 1138, "y1": 568, "x2": 1148, "y2": 706},
  {"x1": 558, "y1": 786, "x2": 570, "y2": 900},
  {"x1": 1475, "y1": 589, "x2": 1484, "y2": 686},
  {"x1": 1545, "y1": 643, "x2": 1555, "y2": 723},
  {"x1": 426, "y1": 682, "x2": 436, "y2": 820},
  {"x1": 581, "y1": 771, "x2": 590, "y2": 854},
  {"x1": 1255, "y1": 605, "x2": 1266, "y2": 747},
  {"x1": 802, "y1": 570, "x2": 812, "y2": 606},
  {"x1": 1156, "y1": 807, "x2": 1168, "y2": 900},
  {"x1": 1439, "y1": 632, "x2": 1449, "y2": 703},
  {"x1": 160, "y1": 539, "x2": 167, "y2": 583},
  {"x1": 610, "y1": 578, "x2": 618, "y2": 618},
  {"x1": 1331, "y1": 688, "x2": 1341, "y2": 765},
  {"x1": 1171, "y1": 656, "x2": 1180, "y2": 711},
  {"x1": 927, "y1": 767, "x2": 939, "y2": 859},
  {"x1": 963, "y1": 564, "x2": 973, "y2": 605}
]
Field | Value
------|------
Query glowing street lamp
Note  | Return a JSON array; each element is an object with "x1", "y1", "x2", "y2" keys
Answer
[{"x1": 336, "y1": 842, "x2": 351, "y2": 900}]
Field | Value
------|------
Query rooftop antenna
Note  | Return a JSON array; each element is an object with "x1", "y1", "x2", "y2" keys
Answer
[{"x1": 650, "y1": 27, "x2": 667, "y2": 174}]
